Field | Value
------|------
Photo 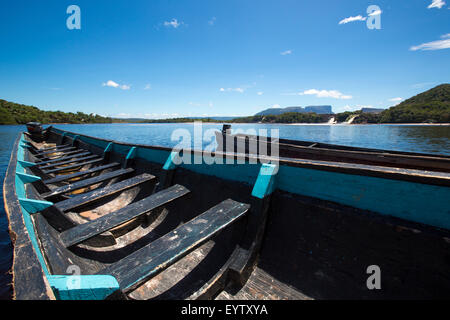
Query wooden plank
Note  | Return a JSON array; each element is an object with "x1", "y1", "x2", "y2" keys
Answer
[
  {"x1": 60, "y1": 184, "x2": 190, "y2": 248},
  {"x1": 35, "y1": 146, "x2": 77, "y2": 156},
  {"x1": 33, "y1": 144, "x2": 70, "y2": 152},
  {"x1": 35, "y1": 149, "x2": 86, "y2": 161},
  {"x1": 43, "y1": 162, "x2": 120, "y2": 184},
  {"x1": 54, "y1": 173, "x2": 155, "y2": 212},
  {"x1": 39, "y1": 154, "x2": 99, "y2": 170},
  {"x1": 42, "y1": 167, "x2": 135, "y2": 199},
  {"x1": 42, "y1": 158, "x2": 104, "y2": 174},
  {"x1": 98, "y1": 199, "x2": 250, "y2": 291},
  {"x1": 35, "y1": 152, "x2": 91, "y2": 166}
]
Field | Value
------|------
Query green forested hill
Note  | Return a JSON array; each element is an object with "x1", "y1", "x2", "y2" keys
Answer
[
  {"x1": 0, "y1": 99, "x2": 112, "y2": 125},
  {"x1": 379, "y1": 84, "x2": 450, "y2": 123}
]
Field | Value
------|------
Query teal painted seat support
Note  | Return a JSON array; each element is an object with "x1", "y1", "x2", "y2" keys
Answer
[
  {"x1": 251, "y1": 163, "x2": 278, "y2": 199},
  {"x1": 123, "y1": 147, "x2": 137, "y2": 168},
  {"x1": 59, "y1": 132, "x2": 67, "y2": 145},
  {"x1": 16, "y1": 172, "x2": 42, "y2": 184},
  {"x1": 159, "y1": 150, "x2": 182, "y2": 190},
  {"x1": 228, "y1": 163, "x2": 279, "y2": 288},
  {"x1": 48, "y1": 275, "x2": 120, "y2": 300},
  {"x1": 103, "y1": 142, "x2": 114, "y2": 162},
  {"x1": 71, "y1": 135, "x2": 80, "y2": 147},
  {"x1": 18, "y1": 198, "x2": 54, "y2": 214},
  {"x1": 18, "y1": 160, "x2": 36, "y2": 168}
]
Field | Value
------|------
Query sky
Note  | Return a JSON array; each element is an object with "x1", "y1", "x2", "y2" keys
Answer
[{"x1": 0, "y1": 0, "x2": 449, "y2": 118}]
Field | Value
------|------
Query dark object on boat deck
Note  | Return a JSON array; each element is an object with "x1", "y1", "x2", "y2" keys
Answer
[
  {"x1": 25, "y1": 122, "x2": 52, "y2": 143},
  {"x1": 3, "y1": 126, "x2": 450, "y2": 300},
  {"x1": 26, "y1": 122, "x2": 43, "y2": 134}
]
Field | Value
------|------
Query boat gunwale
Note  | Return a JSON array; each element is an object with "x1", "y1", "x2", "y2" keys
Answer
[
  {"x1": 49, "y1": 127, "x2": 450, "y2": 187},
  {"x1": 3, "y1": 134, "x2": 55, "y2": 300}
]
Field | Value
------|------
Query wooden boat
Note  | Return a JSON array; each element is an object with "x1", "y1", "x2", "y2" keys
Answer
[
  {"x1": 216, "y1": 125, "x2": 450, "y2": 172},
  {"x1": 3, "y1": 126, "x2": 450, "y2": 300}
]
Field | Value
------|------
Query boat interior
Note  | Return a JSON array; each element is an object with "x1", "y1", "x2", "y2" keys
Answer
[{"x1": 5, "y1": 126, "x2": 450, "y2": 300}]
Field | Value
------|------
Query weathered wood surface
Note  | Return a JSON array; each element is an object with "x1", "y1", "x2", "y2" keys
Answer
[
  {"x1": 35, "y1": 151, "x2": 91, "y2": 166},
  {"x1": 34, "y1": 146, "x2": 77, "y2": 156},
  {"x1": 35, "y1": 149, "x2": 86, "y2": 161},
  {"x1": 3, "y1": 135, "x2": 55, "y2": 299},
  {"x1": 60, "y1": 184, "x2": 190, "y2": 247},
  {"x1": 32, "y1": 144, "x2": 70, "y2": 152},
  {"x1": 55, "y1": 172, "x2": 154, "y2": 212},
  {"x1": 218, "y1": 132, "x2": 450, "y2": 172},
  {"x1": 43, "y1": 162, "x2": 120, "y2": 184},
  {"x1": 39, "y1": 154, "x2": 99, "y2": 170},
  {"x1": 216, "y1": 267, "x2": 312, "y2": 300},
  {"x1": 43, "y1": 158, "x2": 104, "y2": 174},
  {"x1": 98, "y1": 199, "x2": 250, "y2": 291},
  {"x1": 42, "y1": 167, "x2": 135, "y2": 199}
]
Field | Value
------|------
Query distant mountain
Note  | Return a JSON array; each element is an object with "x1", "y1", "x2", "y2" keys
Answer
[
  {"x1": 255, "y1": 105, "x2": 333, "y2": 116},
  {"x1": 361, "y1": 108, "x2": 384, "y2": 114},
  {"x1": 380, "y1": 84, "x2": 450, "y2": 123}
]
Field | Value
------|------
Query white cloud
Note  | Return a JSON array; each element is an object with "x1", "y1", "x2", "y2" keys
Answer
[
  {"x1": 410, "y1": 34, "x2": 450, "y2": 51},
  {"x1": 427, "y1": 0, "x2": 446, "y2": 9},
  {"x1": 299, "y1": 89, "x2": 353, "y2": 100},
  {"x1": 368, "y1": 9, "x2": 382, "y2": 16},
  {"x1": 102, "y1": 80, "x2": 131, "y2": 90},
  {"x1": 208, "y1": 17, "x2": 216, "y2": 26},
  {"x1": 389, "y1": 97, "x2": 403, "y2": 102},
  {"x1": 257, "y1": 91, "x2": 264, "y2": 95},
  {"x1": 164, "y1": 18, "x2": 183, "y2": 28},
  {"x1": 144, "y1": 84, "x2": 151, "y2": 90},
  {"x1": 280, "y1": 50, "x2": 293, "y2": 55},
  {"x1": 220, "y1": 87, "x2": 245, "y2": 93},
  {"x1": 339, "y1": 15, "x2": 366, "y2": 25}
]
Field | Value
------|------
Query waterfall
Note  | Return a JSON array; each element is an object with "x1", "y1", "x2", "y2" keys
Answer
[
  {"x1": 345, "y1": 115, "x2": 358, "y2": 124},
  {"x1": 327, "y1": 117, "x2": 337, "y2": 124}
]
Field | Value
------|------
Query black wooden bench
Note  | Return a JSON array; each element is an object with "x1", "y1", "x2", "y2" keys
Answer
[
  {"x1": 97, "y1": 199, "x2": 250, "y2": 291},
  {"x1": 35, "y1": 152, "x2": 92, "y2": 166},
  {"x1": 39, "y1": 154, "x2": 100, "y2": 170},
  {"x1": 60, "y1": 184, "x2": 190, "y2": 248},
  {"x1": 31, "y1": 144, "x2": 70, "y2": 152},
  {"x1": 42, "y1": 167, "x2": 135, "y2": 199},
  {"x1": 34, "y1": 149, "x2": 87, "y2": 161},
  {"x1": 42, "y1": 158, "x2": 105, "y2": 174},
  {"x1": 35, "y1": 146, "x2": 77, "y2": 157},
  {"x1": 54, "y1": 173, "x2": 156, "y2": 212},
  {"x1": 44, "y1": 162, "x2": 121, "y2": 184}
]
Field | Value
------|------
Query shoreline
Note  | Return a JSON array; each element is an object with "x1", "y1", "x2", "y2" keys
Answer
[{"x1": 1, "y1": 122, "x2": 449, "y2": 126}]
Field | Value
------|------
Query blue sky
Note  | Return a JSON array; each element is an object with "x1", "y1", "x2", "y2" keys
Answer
[{"x1": 0, "y1": 0, "x2": 449, "y2": 118}]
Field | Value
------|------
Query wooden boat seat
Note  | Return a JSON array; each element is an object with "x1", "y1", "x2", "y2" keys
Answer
[
  {"x1": 34, "y1": 146, "x2": 77, "y2": 156},
  {"x1": 29, "y1": 143, "x2": 71, "y2": 153},
  {"x1": 42, "y1": 167, "x2": 135, "y2": 200},
  {"x1": 35, "y1": 151, "x2": 92, "y2": 166},
  {"x1": 43, "y1": 162, "x2": 121, "y2": 185},
  {"x1": 39, "y1": 154, "x2": 100, "y2": 170},
  {"x1": 33, "y1": 149, "x2": 88, "y2": 163},
  {"x1": 53, "y1": 173, "x2": 155, "y2": 212},
  {"x1": 96, "y1": 198, "x2": 250, "y2": 292},
  {"x1": 42, "y1": 157, "x2": 104, "y2": 174},
  {"x1": 60, "y1": 184, "x2": 190, "y2": 248}
]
